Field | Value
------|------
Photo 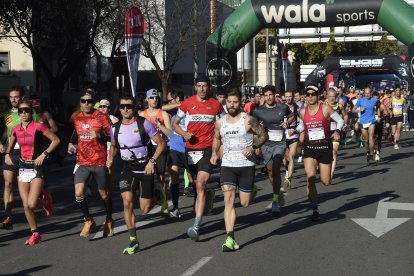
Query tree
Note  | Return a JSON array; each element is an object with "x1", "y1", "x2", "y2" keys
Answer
[{"x1": 0, "y1": 0, "x2": 116, "y2": 113}]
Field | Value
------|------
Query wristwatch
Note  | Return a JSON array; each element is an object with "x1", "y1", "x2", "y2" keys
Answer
[
  {"x1": 149, "y1": 158, "x2": 157, "y2": 164},
  {"x1": 43, "y1": 150, "x2": 50, "y2": 158}
]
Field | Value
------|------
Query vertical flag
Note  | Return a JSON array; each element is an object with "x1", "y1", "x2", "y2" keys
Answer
[
  {"x1": 281, "y1": 42, "x2": 288, "y2": 91},
  {"x1": 125, "y1": 7, "x2": 146, "y2": 97}
]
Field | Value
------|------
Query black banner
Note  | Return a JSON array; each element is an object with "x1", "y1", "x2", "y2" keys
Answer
[{"x1": 253, "y1": 0, "x2": 383, "y2": 28}]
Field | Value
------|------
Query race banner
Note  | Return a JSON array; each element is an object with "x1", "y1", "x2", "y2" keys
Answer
[{"x1": 125, "y1": 7, "x2": 145, "y2": 97}]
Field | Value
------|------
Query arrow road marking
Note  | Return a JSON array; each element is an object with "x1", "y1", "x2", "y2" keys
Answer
[
  {"x1": 92, "y1": 201, "x2": 172, "y2": 240},
  {"x1": 352, "y1": 197, "x2": 414, "y2": 238}
]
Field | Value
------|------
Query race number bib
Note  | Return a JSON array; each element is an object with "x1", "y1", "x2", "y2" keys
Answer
[
  {"x1": 308, "y1": 128, "x2": 325, "y2": 141},
  {"x1": 19, "y1": 168, "x2": 36, "y2": 182},
  {"x1": 268, "y1": 130, "x2": 284, "y2": 142},
  {"x1": 330, "y1": 121, "x2": 337, "y2": 131},
  {"x1": 393, "y1": 105, "x2": 402, "y2": 113},
  {"x1": 187, "y1": 151, "x2": 204, "y2": 165}
]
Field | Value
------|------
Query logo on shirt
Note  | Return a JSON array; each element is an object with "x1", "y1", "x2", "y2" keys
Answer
[
  {"x1": 82, "y1": 123, "x2": 90, "y2": 130},
  {"x1": 132, "y1": 128, "x2": 139, "y2": 133}
]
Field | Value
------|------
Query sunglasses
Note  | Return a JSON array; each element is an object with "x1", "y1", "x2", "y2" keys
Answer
[
  {"x1": 306, "y1": 92, "x2": 318, "y2": 97},
  {"x1": 168, "y1": 99, "x2": 174, "y2": 103},
  {"x1": 99, "y1": 105, "x2": 109, "y2": 108},
  {"x1": 120, "y1": 104, "x2": 134, "y2": 110},
  {"x1": 80, "y1": 98, "x2": 94, "y2": 104},
  {"x1": 18, "y1": 107, "x2": 32, "y2": 114},
  {"x1": 148, "y1": 96, "x2": 159, "y2": 100}
]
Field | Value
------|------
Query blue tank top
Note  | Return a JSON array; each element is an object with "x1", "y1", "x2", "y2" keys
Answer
[{"x1": 169, "y1": 114, "x2": 186, "y2": 152}]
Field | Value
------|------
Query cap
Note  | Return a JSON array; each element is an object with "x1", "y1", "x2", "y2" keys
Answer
[
  {"x1": 305, "y1": 84, "x2": 319, "y2": 93},
  {"x1": 80, "y1": 92, "x2": 95, "y2": 100},
  {"x1": 146, "y1": 89, "x2": 159, "y2": 98},
  {"x1": 31, "y1": 99, "x2": 40, "y2": 107},
  {"x1": 194, "y1": 74, "x2": 210, "y2": 85},
  {"x1": 99, "y1": 99, "x2": 110, "y2": 107}
]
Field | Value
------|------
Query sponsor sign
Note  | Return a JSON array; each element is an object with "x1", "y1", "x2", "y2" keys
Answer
[
  {"x1": 339, "y1": 58, "x2": 383, "y2": 68},
  {"x1": 254, "y1": 0, "x2": 381, "y2": 27},
  {"x1": 206, "y1": 58, "x2": 233, "y2": 88}
]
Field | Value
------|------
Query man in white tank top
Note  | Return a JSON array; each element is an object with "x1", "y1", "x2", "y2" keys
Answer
[{"x1": 210, "y1": 88, "x2": 268, "y2": 252}]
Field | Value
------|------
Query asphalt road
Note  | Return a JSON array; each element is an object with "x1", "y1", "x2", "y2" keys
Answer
[{"x1": 1, "y1": 132, "x2": 414, "y2": 276}]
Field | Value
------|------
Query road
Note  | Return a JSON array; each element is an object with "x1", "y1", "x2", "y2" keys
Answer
[{"x1": 1, "y1": 132, "x2": 414, "y2": 275}]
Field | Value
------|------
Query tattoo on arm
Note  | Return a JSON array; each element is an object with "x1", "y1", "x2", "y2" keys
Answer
[{"x1": 249, "y1": 116, "x2": 268, "y2": 148}]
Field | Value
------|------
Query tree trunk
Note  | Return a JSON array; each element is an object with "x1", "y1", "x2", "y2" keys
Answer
[{"x1": 49, "y1": 79, "x2": 65, "y2": 120}]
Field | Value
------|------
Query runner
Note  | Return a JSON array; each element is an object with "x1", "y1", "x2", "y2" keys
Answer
[
  {"x1": 244, "y1": 90, "x2": 261, "y2": 115},
  {"x1": 4, "y1": 100, "x2": 60, "y2": 245},
  {"x1": 253, "y1": 85, "x2": 294, "y2": 214},
  {"x1": 210, "y1": 88, "x2": 268, "y2": 252},
  {"x1": 372, "y1": 91, "x2": 390, "y2": 162},
  {"x1": 108, "y1": 94, "x2": 166, "y2": 254},
  {"x1": 390, "y1": 88, "x2": 406, "y2": 149},
  {"x1": 283, "y1": 91, "x2": 300, "y2": 188},
  {"x1": 68, "y1": 92, "x2": 113, "y2": 238},
  {"x1": 352, "y1": 87, "x2": 381, "y2": 163},
  {"x1": 172, "y1": 75, "x2": 224, "y2": 241},
  {"x1": 296, "y1": 84, "x2": 344, "y2": 221},
  {"x1": 325, "y1": 88, "x2": 348, "y2": 179},
  {"x1": 140, "y1": 89, "x2": 171, "y2": 214}
]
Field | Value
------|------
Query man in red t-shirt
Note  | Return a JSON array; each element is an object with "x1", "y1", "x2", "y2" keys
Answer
[
  {"x1": 172, "y1": 75, "x2": 224, "y2": 241},
  {"x1": 68, "y1": 92, "x2": 113, "y2": 238}
]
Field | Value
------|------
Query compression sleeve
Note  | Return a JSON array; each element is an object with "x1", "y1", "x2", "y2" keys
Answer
[
  {"x1": 295, "y1": 120, "x2": 304, "y2": 133},
  {"x1": 330, "y1": 112, "x2": 344, "y2": 130}
]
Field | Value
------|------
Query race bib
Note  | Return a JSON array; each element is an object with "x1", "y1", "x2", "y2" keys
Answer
[
  {"x1": 393, "y1": 105, "x2": 402, "y2": 113},
  {"x1": 362, "y1": 122, "x2": 372, "y2": 129},
  {"x1": 268, "y1": 130, "x2": 284, "y2": 142},
  {"x1": 187, "y1": 151, "x2": 204, "y2": 165},
  {"x1": 19, "y1": 168, "x2": 36, "y2": 182},
  {"x1": 330, "y1": 121, "x2": 337, "y2": 131},
  {"x1": 308, "y1": 128, "x2": 325, "y2": 141},
  {"x1": 225, "y1": 150, "x2": 245, "y2": 162}
]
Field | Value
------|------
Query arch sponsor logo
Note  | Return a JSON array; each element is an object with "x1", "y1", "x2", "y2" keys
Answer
[
  {"x1": 339, "y1": 58, "x2": 383, "y2": 68},
  {"x1": 260, "y1": 0, "x2": 376, "y2": 25},
  {"x1": 411, "y1": 56, "x2": 414, "y2": 78},
  {"x1": 206, "y1": 58, "x2": 232, "y2": 88}
]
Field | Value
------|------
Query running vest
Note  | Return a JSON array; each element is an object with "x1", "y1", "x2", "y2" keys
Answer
[
  {"x1": 220, "y1": 113, "x2": 255, "y2": 167},
  {"x1": 391, "y1": 96, "x2": 404, "y2": 116},
  {"x1": 303, "y1": 103, "x2": 331, "y2": 145}
]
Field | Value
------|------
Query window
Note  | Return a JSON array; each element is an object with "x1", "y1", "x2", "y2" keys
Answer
[{"x1": 0, "y1": 52, "x2": 10, "y2": 75}]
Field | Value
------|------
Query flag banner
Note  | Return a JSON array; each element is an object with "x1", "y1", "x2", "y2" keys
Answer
[{"x1": 125, "y1": 7, "x2": 146, "y2": 97}]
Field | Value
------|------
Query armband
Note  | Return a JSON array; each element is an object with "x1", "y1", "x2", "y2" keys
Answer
[{"x1": 295, "y1": 120, "x2": 304, "y2": 133}]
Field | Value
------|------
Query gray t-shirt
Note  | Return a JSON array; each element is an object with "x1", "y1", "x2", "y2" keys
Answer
[{"x1": 253, "y1": 103, "x2": 291, "y2": 146}]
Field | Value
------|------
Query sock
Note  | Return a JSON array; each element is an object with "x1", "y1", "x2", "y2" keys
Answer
[
  {"x1": 272, "y1": 193, "x2": 279, "y2": 202},
  {"x1": 310, "y1": 199, "x2": 319, "y2": 211},
  {"x1": 76, "y1": 196, "x2": 90, "y2": 219},
  {"x1": 194, "y1": 216, "x2": 202, "y2": 227},
  {"x1": 184, "y1": 169, "x2": 189, "y2": 188},
  {"x1": 102, "y1": 196, "x2": 113, "y2": 221},
  {"x1": 227, "y1": 231, "x2": 234, "y2": 239},
  {"x1": 170, "y1": 184, "x2": 180, "y2": 209},
  {"x1": 128, "y1": 228, "x2": 137, "y2": 241}
]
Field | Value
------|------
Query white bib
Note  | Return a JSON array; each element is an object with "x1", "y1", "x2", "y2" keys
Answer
[
  {"x1": 187, "y1": 151, "x2": 204, "y2": 165},
  {"x1": 268, "y1": 130, "x2": 284, "y2": 142},
  {"x1": 330, "y1": 121, "x2": 337, "y2": 131},
  {"x1": 308, "y1": 127, "x2": 325, "y2": 141},
  {"x1": 19, "y1": 168, "x2": 36, "y2": 182}
]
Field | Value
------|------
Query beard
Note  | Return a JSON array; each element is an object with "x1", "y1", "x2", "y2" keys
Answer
[{"x1": 227, "y1": 107, "x2": 240, "y2": 117}]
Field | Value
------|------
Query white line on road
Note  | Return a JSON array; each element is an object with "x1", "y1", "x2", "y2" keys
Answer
[
  {"x1": 91, "y1": 201, "x2": 172, "y2": 240},
  {"x1": 180, "y1": 257, "x2": 213, "y2": 276}
]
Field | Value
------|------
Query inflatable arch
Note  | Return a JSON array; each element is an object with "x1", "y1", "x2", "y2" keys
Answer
[{"x1": 206, "y1": 0, "x2": 414, "y2": 91}]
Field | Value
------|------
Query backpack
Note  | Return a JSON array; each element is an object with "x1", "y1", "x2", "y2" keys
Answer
[{"x1": 112, "y1": 116, "x2": 154, "y2": 156}]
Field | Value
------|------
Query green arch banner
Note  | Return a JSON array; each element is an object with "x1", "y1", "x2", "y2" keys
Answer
[{"x1": 206, "y1": 0, "x2": 414, "y2": 90}]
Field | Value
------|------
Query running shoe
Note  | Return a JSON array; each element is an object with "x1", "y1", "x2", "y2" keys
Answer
[
  {"x1": 79, "y1": 219, "x2": 96, "y2": 238},
  {"x1": 222, "y1": 236, "x2": 240, "y2": 252},
  {"x1": 271, "y1": 201, "x2": 281, "y2": 213},
  {"x1": 187, "y1": 225, "x2": 200, "y2": 241},
  {"x1": 394, "y1": 144, "x2": 399, "y2": 150},
  {"x1": 0, "y1": 216, "x2": 13, "y2": 230},
  {"x1": 169, "y1": 208, "x2": 182, "y2": 218},
  {"x1": 40, "y1": 189, "x2": 54, "y2": 217},
  {"x1": 374, "y1": 153, "x2": 380, "y2": 162},
  {"x1": 283, "y1": 177, "x2": 292, "y2": 189},
  {"x1": 123, "y1": 240, "x2": 140, "y2": 255},
  {"x1": 309, "y1": 210, "x2": 320, "y2": 222},
  {"x1": 25, "y1": 232, "x2": 42, "y2": 246},
  {"x1": 103, "y1": 219, "x2": 114, "y2": 237},
  {"x1": 366, "y1": 154, "x2": 373, "y2": 164}
]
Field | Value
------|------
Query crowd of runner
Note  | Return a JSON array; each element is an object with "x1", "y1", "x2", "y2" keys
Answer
[{"x1": 0, "y1": 79, "x2": 412, "y2": 253}]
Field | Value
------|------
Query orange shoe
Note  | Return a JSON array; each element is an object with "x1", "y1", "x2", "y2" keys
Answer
[{"x1": 80, "y1": 219, "x2": 96, "y2": 237}]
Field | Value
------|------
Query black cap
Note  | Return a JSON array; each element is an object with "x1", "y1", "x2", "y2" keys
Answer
[{"x1": 194, "y1": 74, "x2": 210, "y2": 85}]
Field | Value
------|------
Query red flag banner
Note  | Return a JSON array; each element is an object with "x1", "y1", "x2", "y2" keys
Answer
[{"x1": 125, "y1": 7, "x2": 146, "y2": 97}]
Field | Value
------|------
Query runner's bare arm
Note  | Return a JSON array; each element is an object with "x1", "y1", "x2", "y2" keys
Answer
[
  {"x1": 248, "y1": 116, "x2": 268, "y2": 148},
  {"x1": 211, "y1": 119, "x2": 222, "y2": 165}
]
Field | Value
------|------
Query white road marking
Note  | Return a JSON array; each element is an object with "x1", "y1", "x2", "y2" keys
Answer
[
  {"x1": 352, "y1": 197, "x2": 414, "y2": 238},
  {"x1": 91, "y1": 201, "x2": 172, "y2": 240},
  {"x1": 180, "y1": 257, "x2": 213, "y2": 276}
]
